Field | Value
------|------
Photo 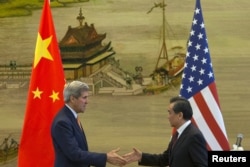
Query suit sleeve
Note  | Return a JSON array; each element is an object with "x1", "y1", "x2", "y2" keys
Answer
[
  {"x1": 52, "y1": 120, "x2": 107, "y2": 167},
  {"x1": 139, "y1": 147, "x2": 170, "y2": 167}
]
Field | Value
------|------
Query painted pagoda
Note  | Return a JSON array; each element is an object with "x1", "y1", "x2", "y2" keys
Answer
[{"x1": 59, "y1": 8, "x2": 115, "y2": 80}]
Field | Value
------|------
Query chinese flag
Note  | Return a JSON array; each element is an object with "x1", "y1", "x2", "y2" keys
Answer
[{"x1": 18, "y1": 0, "x2": 65, "y2": 166}]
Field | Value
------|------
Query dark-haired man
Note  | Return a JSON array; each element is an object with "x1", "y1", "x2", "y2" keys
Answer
[{"x1": 123, "y1": 96, "x2": 208, "y2": 167}]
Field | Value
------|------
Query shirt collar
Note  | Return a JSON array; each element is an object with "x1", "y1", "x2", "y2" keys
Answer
[
  {"x1": 177, "y1": 120, "x2": 191, "y2": 138},
  {"x1": 65, "y1": 104, "x2": 77, "y2": 119}
]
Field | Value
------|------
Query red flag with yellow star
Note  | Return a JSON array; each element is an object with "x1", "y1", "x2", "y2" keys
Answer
[{"x1": 18, "y1": 0, "x2": 65, "y2": 166}]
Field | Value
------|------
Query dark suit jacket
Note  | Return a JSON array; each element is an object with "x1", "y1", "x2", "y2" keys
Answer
[
  {"x1": 139, "y1": 124, "x2": 208, "y2": 167},
  {"x1": 51, "y1": 105, "x2": 107, "y2": 167}
]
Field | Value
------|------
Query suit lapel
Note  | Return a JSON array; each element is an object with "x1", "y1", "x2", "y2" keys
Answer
[
  {"x1": 173, "y1": 124, "x2": 192, "y2": 150},
  {"x1": 170, "y1": 124, "x2": 193, "y2": 165},
  {"x1": 74, "y1": 119, "x2": 89, "y2": 150},
  {"x1": 64, "y1": 106, "x2": 89, "y2": 150},
  {"x1": 78, "y1": 123, "x2": 89, "y2": 150}
]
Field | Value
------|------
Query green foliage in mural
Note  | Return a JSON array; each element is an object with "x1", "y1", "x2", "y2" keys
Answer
[{"x1": 0, "y1": 0, "x2": 89, "y2": 18}]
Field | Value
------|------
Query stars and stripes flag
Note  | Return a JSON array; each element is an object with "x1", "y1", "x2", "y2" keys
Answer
[
  {"x1": 179, "y1": 0, "x2": 230, "y2": 150},
  {"x1": 18, "y1": 0, "x2": 65, "y2": 166}
]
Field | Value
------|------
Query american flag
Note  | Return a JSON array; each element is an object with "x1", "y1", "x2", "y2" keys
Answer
[{"x1": 180, "y1": 0, "x2": 230, "y2": 150}]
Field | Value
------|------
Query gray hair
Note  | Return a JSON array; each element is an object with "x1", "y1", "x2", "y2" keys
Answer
[{"x1": 63, "y1": 81, "x2": 89, "y2": 103}]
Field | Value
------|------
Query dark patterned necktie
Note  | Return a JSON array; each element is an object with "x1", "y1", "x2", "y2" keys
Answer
[{"x1": 172, "y1": 132, "x2": 179, "y2": 149}]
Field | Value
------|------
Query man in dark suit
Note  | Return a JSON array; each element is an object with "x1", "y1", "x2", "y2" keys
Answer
[
  {"x1": 51, "y1": 81, "x2": 126, "y2": 167},
  {"x1": 123, "y1": 96, "x2": 208, "y2": 167}
]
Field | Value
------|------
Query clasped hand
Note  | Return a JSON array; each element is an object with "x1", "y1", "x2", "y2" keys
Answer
[{"x1": 107, "y1": 148, "x2": 142, "y2": 166}]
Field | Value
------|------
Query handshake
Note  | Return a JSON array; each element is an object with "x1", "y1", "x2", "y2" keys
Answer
[{"x1": 107, "y1": 148, "x2": 142, "y2": 166}]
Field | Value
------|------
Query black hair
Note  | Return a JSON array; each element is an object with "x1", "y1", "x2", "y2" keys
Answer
[{"x1": 170, "y1": 96, "x2": 193, "y2": 120}]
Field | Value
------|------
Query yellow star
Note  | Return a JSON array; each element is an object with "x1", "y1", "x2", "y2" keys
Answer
[
  {"x1": 32, "y1": 87, "x2": 43, "y2": 99},
  {"x1": 34, "y1": 33, "x2": 54, "y2": 68},
  {"x1": 49, "y1": 90, "x2": 60, "y2": 103}
]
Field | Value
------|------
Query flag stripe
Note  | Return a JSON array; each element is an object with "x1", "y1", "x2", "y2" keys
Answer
[
  {"x1": 202, "y1": 83, "x2": 227, "y2": 135},
  {"x1": 201, "y1": 85, "x2": 230, "y2": 150},
  {"x1": 189, "y1": 97, "x2": 222, "y2": 150},
  {"x1": 209, "y1": 81, "x2": 220, "y2": 108},
  {"x1": 192, "y1": 85, "x2": 229, "y2": 150},
  {"x1": 190, "y1": 117, "x2": 212, "y2": 150}
]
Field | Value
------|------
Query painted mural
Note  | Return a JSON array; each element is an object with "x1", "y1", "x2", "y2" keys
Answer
[
  {"x1": 0, "y1": 0, "x2": 188, "y2": 164},
  {"x1": 1, "y1": 0, "x2": 250, "y2": 166},
  {"x1": 0, "y1": 0, "x2": 186, "y2": 96}
]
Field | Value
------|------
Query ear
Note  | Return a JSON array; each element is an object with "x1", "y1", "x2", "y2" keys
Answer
[
  {"x1": 70, "y1": 95, "x2": 75, "y2": 102},
  {"x1": 178, "y1": 112, "x2": 183, "y2": 119}
]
